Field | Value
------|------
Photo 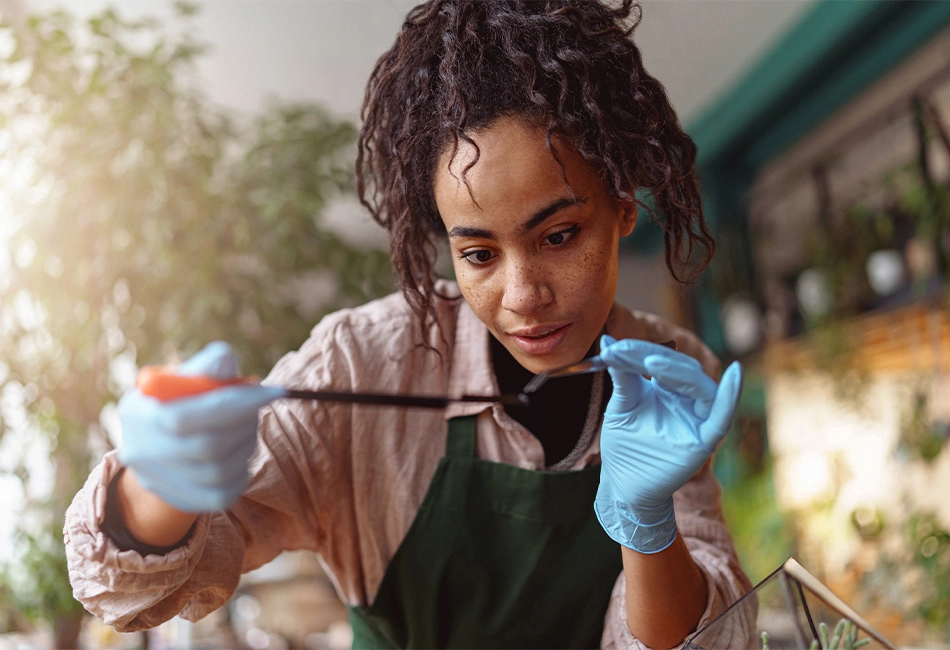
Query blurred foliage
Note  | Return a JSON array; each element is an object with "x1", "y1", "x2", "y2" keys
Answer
[
  {"x1": 857, "y1": 512, "x2": 950, "y2": 643},
  {"x1": 805, "y1": 202, "x2": 891, "y2": 324},
  {"x1": 2, "y1": 520, "x2": 82, "y2": 622},
  {"x1": 0, "y1": 2, "x2": 391, "y2": 642},
  {"x1": 808, "y1": 168, "x2": 947, "y2": 314},
  {"x1": 908, "y1": 514, "x2": 950, "y2": 634},
  {"x1": 783, "y1": 156, "x2": 950, "y2": 406},
  {"x1": 715, "y1": 371, "x2": 796, "y2": 585},
  {"x1": 899, "y1": 390, "x2": 950, "y2": 463},
  {"x1": 720, "y1": 462, "x2": 796, "y2": 586},
  {"x1": 796, "y1": 96, "x2": 950, "y2": 327}
]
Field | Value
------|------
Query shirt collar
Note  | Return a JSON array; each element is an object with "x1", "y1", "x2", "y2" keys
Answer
[{"x1": 444, "y1": 298, "x2": 498, "y2": 420}]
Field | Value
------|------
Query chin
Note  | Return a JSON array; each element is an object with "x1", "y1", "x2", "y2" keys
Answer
[{"x1": 515, "y1": 347, "x2": 585, "y2": 374}]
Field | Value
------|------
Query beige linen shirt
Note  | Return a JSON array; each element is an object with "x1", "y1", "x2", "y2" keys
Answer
[{"x1": 65, "y1": 281, "x2": 753, "y2": 648}]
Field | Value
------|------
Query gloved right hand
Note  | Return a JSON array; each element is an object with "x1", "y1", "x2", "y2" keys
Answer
[
  {"x1": 594, "y1": 335, "x2": 742, "y2": 553},
  {"x1": 117, "y1": 341, "x2": 286, "y2": 513}
]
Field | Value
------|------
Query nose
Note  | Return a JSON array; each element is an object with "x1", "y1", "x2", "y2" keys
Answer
[{"x1": 500, "y1": 259, "x2": 553, "y2": 314}]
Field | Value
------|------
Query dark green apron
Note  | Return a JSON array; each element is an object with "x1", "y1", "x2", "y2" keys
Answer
[{"x1": 347, "y1": 415, "x2": 623, "y2": 649}]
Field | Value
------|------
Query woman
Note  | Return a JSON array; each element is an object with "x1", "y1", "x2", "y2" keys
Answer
[{"x1": 66, "y1": 1, "x2": 753, "y2": 647}]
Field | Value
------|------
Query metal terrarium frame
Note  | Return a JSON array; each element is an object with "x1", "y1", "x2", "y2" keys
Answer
[{"x1": 684, "y1": 558, "x2": 896, "y2": 650}]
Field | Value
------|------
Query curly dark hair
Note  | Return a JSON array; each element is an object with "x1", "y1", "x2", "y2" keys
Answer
[{"x1": 357, "y1": 0, "x2": 714, "y2": 335}]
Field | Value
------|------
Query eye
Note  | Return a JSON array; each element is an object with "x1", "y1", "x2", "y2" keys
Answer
[
  {"x1": 543, "y1": 224, "x2": 580, "y2": 247},
  {"x1": 459, "y1": 248, "x2": 497, "y2": 265}
]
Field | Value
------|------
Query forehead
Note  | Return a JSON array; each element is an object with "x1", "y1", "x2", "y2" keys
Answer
[
  {"x1": 433, "y1": 118, "x2": 597, "y2": 217},
  {"x1": 442, "y1": 118, "x2": 551, "y2": 175}
]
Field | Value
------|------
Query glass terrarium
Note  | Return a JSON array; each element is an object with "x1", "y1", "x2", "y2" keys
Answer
[{"x1": 684, "y1": 558, "x2": 897, "y2": 650}]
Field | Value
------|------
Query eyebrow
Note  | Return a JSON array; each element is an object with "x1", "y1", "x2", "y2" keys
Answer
[{"x1": 447, "y1": 196, "x2": 587, "y2": 239}]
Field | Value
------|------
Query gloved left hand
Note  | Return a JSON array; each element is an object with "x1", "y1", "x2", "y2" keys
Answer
[{"x1": 594, "y1": 335, "x2": 742, "y2": 553}]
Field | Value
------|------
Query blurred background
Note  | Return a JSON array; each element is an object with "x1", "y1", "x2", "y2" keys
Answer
[{"x1": 0, "y1": 0, "x2": 947, "y2": 648}]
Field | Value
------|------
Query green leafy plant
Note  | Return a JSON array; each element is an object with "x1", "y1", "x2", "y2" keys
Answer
[
  {"x1": 761, "y1": 619, "x2": 869, "y2": 650},
  {"x1": 812, "y1": 620, "x2": 871, "y2": 650},
  {"x1": 0, "y1": 3, "x2": 391, "y2": 646}
]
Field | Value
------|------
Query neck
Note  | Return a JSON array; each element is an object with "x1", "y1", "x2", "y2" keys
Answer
[{"x1": 490, "y1": 336, "x2": 609, "y2": 467}]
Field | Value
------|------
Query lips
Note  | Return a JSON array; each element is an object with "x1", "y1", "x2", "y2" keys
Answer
[{"x1": 508, "y1": 323, "x2": 572, "y2": 356}]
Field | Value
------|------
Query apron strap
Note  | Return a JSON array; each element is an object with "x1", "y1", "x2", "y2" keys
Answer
[{"x1": 445, "y1": 415, "x2": 477, "y2": 458}]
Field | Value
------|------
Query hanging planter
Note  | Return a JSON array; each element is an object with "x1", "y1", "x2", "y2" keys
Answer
[{"x1": 865, "y1": 249, "x2": 907, "y2": 299}]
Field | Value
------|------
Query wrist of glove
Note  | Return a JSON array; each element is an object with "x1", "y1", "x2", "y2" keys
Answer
[
  {"x1": 118, "y1": 341, "x2": 286, "y2": 513},
  {"x1": 594, "y1": 334, "x2": 742, "y2": 554},
  {"x1": 595, "y1": 494, "x2": 678, "y2": 554}
]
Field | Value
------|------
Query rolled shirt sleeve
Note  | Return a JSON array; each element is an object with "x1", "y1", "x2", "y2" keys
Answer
[
  {"x1": 64, "y1": 398, "x2": 347, "y2": 631},
  {"x1": 64, "y1": 452, "x2": 223, "y2": 630}
]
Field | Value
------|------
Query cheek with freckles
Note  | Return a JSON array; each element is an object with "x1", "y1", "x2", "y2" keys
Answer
[
  {"x1": 573, "y1": 240, "x2": 616, "y2": 297},
  {"x1": 453, "y1": 267, "x2": 499, "y2": 327}
]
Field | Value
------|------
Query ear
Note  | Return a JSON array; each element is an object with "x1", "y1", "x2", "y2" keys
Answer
[{"x1": 618, "y1": 199, "x2": 637, "y2": 238}]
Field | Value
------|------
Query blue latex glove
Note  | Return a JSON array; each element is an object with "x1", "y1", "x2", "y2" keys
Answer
[
  {"x1": 117, "y1": 341, "x2": 287, "y2": 513},
  {"x1": 594, "y1": 335, "x2": 742, "y2": 553}
]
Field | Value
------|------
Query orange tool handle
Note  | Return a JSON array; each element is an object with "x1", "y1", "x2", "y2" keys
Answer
[{"x1": 136, "y1": 366, "x2": 257, "y2": 402}]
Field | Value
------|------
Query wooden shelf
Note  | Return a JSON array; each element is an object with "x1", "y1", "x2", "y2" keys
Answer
[{"x1": 763, "y1": 302, "x2": 950, "y2": 373}]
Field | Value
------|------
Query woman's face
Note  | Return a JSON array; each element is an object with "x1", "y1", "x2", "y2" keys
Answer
[{"x1": 433, "y1": 117, "x2": 636, "y2": 374}]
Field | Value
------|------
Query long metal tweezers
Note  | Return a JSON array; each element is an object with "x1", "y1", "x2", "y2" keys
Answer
[
  {"x1": 521, "y1": 357, "x2": 608, "y2": 395},
  {"x1": 522, "y1": 339, "x2": 677, "y2": 394},
  {"x1": 283, "y1": 389, "x2": 528, "y2": 409}
]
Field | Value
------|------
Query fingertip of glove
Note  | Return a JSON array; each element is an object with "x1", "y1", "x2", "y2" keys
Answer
[
  {"x1": 179, "y1": 341, "x2": 240, "y2": 379},
  {"x1": 642, "y1": 354, "x2": 667, "y2": 372},
  {"x1": 722, "y1": 360, "x2": 743, "y2": 392},
  {"x1": 600, "y1": 333, "x2": 617, "y2": 350},
  {"x1": 203, "y1": 340, "x2": 233, "y2": 354}
]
